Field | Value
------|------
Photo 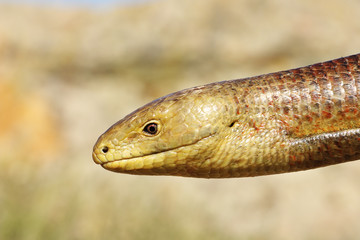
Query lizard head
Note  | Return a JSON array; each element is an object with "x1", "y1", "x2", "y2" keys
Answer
[{"x1": 92, "y1": 83, "x2": 238, "y2": 177}]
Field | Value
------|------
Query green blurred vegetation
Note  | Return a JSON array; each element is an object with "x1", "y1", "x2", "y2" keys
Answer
[
  {"x1": 1, "y1": 0, "x2": 360, "y2": 239},
  {"x1": 0, "y1": 163, "x2": 236, "y2": 240}
]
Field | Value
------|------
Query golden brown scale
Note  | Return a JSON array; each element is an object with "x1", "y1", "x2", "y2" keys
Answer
[{"x1": 92, "y1": 54, "x2": 360, "y2": 178}]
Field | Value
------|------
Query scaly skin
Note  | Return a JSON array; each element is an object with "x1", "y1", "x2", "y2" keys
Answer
[{"x1": 92, "y1": 54, "x2": 360, "y2": 178}]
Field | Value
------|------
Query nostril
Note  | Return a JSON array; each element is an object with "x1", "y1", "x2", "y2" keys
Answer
[{"x1": 101, "y1": 146, "x2": 109, "y2": 153}]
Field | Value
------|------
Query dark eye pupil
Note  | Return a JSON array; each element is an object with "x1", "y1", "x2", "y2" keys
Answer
[
  {"x1": 144, "y1": 123, "x2": 158, "y2": 134},
  {"x1": 102, "y1": 146, "x2": 109, "y2": 153}
]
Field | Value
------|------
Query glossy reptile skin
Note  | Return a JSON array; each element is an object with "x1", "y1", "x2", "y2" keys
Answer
[{"x1": 92, "y1": 54, "x2": 360, "y2": 178}]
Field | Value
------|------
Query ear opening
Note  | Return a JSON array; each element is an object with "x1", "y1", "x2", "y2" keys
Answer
[{"x1": 229, "y1": 121, "x2": 236, "y2": 128}]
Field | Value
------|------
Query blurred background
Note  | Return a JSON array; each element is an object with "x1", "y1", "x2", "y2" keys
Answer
[{"x1": 1, "y1": 0, "x2": 360, "y2": 239}]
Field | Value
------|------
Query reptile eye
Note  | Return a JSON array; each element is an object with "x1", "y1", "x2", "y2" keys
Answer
[
  {"x1": 101, "y1": 146, "x2": 109, "y2": 153},
  {"x1": 143, "y1": 122, "x2": 158, "y2": 135}
]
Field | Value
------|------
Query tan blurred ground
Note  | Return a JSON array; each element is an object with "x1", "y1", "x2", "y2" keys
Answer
[{"x1": 1, "y1": 0, "x2": 360, "y2": 239}]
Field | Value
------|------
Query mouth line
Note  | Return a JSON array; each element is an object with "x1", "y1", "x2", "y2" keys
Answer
[
  {"x1": 100, "y1": 133, "x2": 215, "y2": 167},
  {"x1": 100, "y1": 147, "x2": 167, "y2": 168}
]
